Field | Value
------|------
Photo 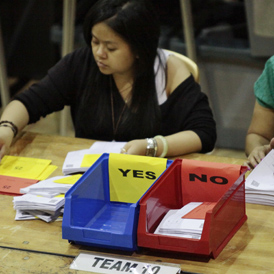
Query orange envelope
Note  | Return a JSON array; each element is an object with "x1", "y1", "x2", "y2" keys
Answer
[
  {"x1": 182, "y1": 202, "x2": 217, "y2": 219},
  {"x1": 181, "y1": 159, "x2": 243, "y2": 204},
  {"x1": 0, "y1": 175, "x2": 38, "y2": 196}
]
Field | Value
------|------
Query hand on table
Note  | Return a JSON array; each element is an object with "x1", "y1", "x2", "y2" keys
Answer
[
  {"x1": 245, "y1": 137, "x2": 274, "y2": 169},
  {"x1": 120, "y1": 139, "x2": 147, "y2": 156}
]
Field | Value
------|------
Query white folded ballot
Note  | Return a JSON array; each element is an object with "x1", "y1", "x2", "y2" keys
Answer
[
  {"x1": 62, "y1": 141, "x2": 126, "y2": 175},
  {"x1": 62, "y1": 149, "x2": 94, "y2": 175},
  {"x1": 154, "y1": 202, "x2": 216, "y2": 239},
  {"x1": 20, "y1": 175, "x2": 80, "y2": 196},
  {"x1": 245, "y1": 149, "x2": 274, "y2": 206}
]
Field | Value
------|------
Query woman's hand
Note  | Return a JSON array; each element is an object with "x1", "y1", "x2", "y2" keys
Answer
[
  {"x1": 245, "y1": 144, "x2": 271, "y2": 169},
  {"x1": 0, "y1": 127, "x2": 14, "y2": 160},
  {"x1": 121, "y1": 139, "x2": 147, "y2": 156},
  {"x1": 245, "y1": 137, "x2": 274, "y2": 169}
]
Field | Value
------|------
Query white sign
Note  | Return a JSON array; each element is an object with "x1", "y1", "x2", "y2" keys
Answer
[{"x1": 70, "y1": 253, "x2": 181, "y2": 274}]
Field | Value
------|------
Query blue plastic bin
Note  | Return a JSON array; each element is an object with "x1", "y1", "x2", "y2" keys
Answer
[{"x1": 62, "y1": 153, "x2": 172, "y2": 251}]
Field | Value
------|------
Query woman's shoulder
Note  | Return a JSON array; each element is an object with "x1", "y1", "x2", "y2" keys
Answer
[
  {"x1": 165, "y1": 52, "x2": 192, "y2": 95},
  {"x1": 266, "y1": 55, "x2": 274, "y2": 66},
  {"x1": 254, "y1": 55, "x2": 274, "y2": 108}
]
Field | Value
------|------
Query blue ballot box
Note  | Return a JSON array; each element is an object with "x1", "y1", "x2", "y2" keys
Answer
[{"x1": 62, "y1": 153, "x2": 172, "y2": 251}]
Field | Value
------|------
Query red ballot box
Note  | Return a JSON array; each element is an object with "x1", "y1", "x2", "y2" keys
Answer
[{"x1": 137, "y1": 158, "x2": 248, "y2": 258}]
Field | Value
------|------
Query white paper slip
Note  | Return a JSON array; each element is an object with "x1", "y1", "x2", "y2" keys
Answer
[
  {"x1": 62, "y1": 149, "x2": 92, "y2": 175},
  {"x1": 20, "y1": 175, "x2": 75, "y2": 195},
  {"x1": 20, "y1": 190, "x2": 60, "y2": 198},
  {"x1": 245, "y1": 149, "x2": 274, "y2": 205},
  {"x1": 62, "y1": 141, "x2": 127, "y2": 175},
  {"x1": 15, "y1": 209, "x2": 63, "y2": 222},
  {"x1": 154, "y1": 210, "x2": 204, "y2": 239},
  {"x1": 154, "y1": 202, "x2": 206, "y2": 239},
  {"x1": 70, "y1": 253, "x2": 181, "y2": 274},
  {"x1": 15, "y1": 210, "x2": 36, "y2": 221},
  {"x1": 89, "y1": 141, "x2": 127, "y2": 154}
]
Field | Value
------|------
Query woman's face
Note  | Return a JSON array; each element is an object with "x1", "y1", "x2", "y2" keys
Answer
[{"x1": 91, "y1": 22, "x2": 136, "y2": 79}]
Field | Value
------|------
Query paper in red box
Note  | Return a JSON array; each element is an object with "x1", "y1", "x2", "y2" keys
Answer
[
  {"x1": 182, "y1": 202, "x2": 217, "y2": 219},
  {"x1": 137, "y1": 158, "x2": 248, "y2": 258}
]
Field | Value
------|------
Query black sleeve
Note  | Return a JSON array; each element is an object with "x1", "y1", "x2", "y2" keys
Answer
[
  {"x1": 160, "y1": 75, "x2": 217, "y2": 153},
  {"x1": 13, "y1": 47, "x2": 91, "y2": 124}
]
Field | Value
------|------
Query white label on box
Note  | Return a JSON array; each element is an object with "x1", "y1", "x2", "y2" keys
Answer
[{"x1": 70, "y1": 253, "x2": 181, "y2": 274}]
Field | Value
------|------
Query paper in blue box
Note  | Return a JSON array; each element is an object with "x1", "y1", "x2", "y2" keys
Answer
[{"x1": 62, "y1": 153, "x2": 172, "y2": 251}]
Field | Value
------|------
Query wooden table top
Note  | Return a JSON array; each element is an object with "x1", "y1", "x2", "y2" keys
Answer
[{"x1": 1, "y1": 131, "x2": 273, "y2": 274}]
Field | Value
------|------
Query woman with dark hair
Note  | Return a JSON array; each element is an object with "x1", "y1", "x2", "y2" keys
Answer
[{"x1": 0, "y1": 0, "x2": 216, "y2": 158}]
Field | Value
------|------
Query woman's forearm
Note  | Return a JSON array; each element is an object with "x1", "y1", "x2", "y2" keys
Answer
[
  {"x1": 245, "y1": 133, "x2": 270, "y2": 157},
  {"x1": 0, "y1": 100, "x2": 30, "y2": 131},
  {"x1": 159, "y1": 131, "x2": 202, "y2": 157}
]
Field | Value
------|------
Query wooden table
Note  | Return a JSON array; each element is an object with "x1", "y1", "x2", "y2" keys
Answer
[{"x1": 0, "y1": 131, "x2": 273, "y2": 273}]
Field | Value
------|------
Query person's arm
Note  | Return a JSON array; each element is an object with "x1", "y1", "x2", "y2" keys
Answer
[
  {"x1": 122, "y1": 54, "x2": 210, "y2": 157},
  {"x1": 122, "y1": 131, "x2": 202, "y2": 157},
  {"x1": 0, "y1": 100, "x2": 29, "y2": 158},
  {"x1": 245, "y1": 101, "x2": 274, "y2": 168}
]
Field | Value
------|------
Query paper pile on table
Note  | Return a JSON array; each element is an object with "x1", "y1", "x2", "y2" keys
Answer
[
  {"x1": 245, "y1": 149, "x2": 274, "y2": 206},
  {"x1": 13, "y1": 193, "x2": 65, "y2": 222},
  {"x1": 13, "y1": 193, "x2": 65, "y2": 212},
  {"x1": 154, "y1": 202, "x2": 216, "y2": 239},
  {"x1": 14, "y1": 174, "x2": 82, "y2": 222},
  {"x1": 62, "y1": 141, "x2": 126, "y2": 175}
]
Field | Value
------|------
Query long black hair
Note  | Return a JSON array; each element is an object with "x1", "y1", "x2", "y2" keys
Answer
[{"x1": 80, "y1": 0, "x2": 163, "y2": 141}]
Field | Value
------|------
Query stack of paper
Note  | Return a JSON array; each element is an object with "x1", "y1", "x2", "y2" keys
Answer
[
  {"x1": 245, "y1": 149, "x2": 274, "y2": 206},
  {"x1": 13, "y1": 193, "x2": 65, "y2": 212},
  {"x1": 154, "y1": 202, "x2": 216, "y2": 239},
  {"x1": 62, "y1": 141, "x2": 126, "y2": 175},
  {"x1": 14, "y1": 174, "x2": 82, "y2": 222}
]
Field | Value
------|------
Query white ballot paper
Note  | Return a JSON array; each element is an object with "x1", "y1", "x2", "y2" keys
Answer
[
  {"x1": 245, "y1": 149, "x2": 274, "y2": 206},
  {"x1": 20, "y1": 175, "x2": 74, "y2": 195},
  {"x1": 154, "y1": 202, "x2": 204, "y2": 239},
  {"x1": 70, "y1": 253, "x2": 181, "y2": 274},
  {"x1": 62, "y1": 141, "x2": 126, "y2": 175},
  {"x1": 89, "y1": 141, "x2": 127, "y2": 154}
]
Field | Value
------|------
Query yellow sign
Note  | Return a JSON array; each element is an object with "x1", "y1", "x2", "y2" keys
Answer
[{"x1": 108, "y1": 153, "x2": 167, "y2": 203}]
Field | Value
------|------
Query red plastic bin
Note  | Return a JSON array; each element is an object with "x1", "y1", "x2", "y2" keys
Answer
[{"x1": 137, "y1": 158, "x2": 248, "y2": 258}]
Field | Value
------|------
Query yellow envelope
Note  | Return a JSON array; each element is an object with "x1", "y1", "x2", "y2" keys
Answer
[
  {"x1": 108, "y1": 153, "x2": 167, "y2": 203},
  {"x1": 54, "y1": 174, "x2": 82, "y2": 184},
  {"x1": 38, "y1": 165, "x2": 58, "y2": 181},
  {"x1": 0, "y1": 155, "x2": 52, "y2": 180},
  {"x1": 81, "y1": 154, "x2": 102, "y2": 167}
]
